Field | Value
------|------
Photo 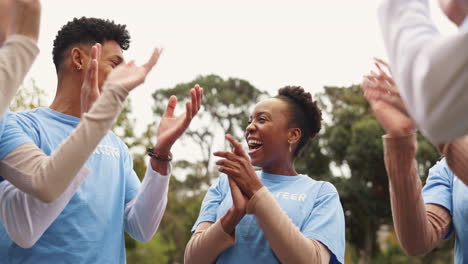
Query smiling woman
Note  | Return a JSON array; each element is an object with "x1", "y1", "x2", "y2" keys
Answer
[{"x1": 185, "y1": 86, "x2": 346, "y2": 264}]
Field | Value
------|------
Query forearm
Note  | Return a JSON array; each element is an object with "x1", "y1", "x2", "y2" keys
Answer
[
  {"x1": 439, "y1": 135, "x2": 468, "y2": 185},
  {"x1": 0, "y1": 167, "x2": 88, "y2": 248},
  {"x1": 124, "y1": 162, "x2": 170, "y2": 242},
  {"x1": 0, "y1": 83, "x2": 128, "y2": 202},
  {"x1": 246, "y1": 187, "x2": 330, "y2": 264},
  {"x1": 379, "y1": 0, "x2": 468, "y2": 142},
  {"x1": 384, "y1": 133, "x2": 450, "y2": 256},
  {"x1": 184, "y1": 221, "x2": 236, "y2": 264},
  {"x1": 0, "y1": 35, "x2": 39, "y2": 117}
]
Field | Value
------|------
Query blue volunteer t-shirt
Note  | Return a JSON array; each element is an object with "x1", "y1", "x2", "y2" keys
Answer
[
  {"x1": 0, "y1": 107, "x2": 141, "y2": 264},
  {"x1": 0, "y1": 109, "x2": 33, "y2": 183},
  {"x1": 192, "y1": 171, "x2": 345, "y2": 264},
  {"x1": 422, "y1": 158, "x2": 468, "y2": 264},
  {"x1": 0, "y1": 110, "x2": 5, "y2": 183}
]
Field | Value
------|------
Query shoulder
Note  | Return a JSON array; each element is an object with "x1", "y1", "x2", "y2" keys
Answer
[
  {"x1": 213, "y1": 173, "x2": 229, "y2": 188},
  {"x1": 9, "y1": 108, "x2": 43, "y2": 127},
  {"x1": 297, "y1": 175, "x2": 339, "y2": 195},
  {"x1": 428, "y1": 158, "x2": 454, "y2": 180},
  {"x1": 317, "y1": 181, "x2": 339, "y2": 195}
]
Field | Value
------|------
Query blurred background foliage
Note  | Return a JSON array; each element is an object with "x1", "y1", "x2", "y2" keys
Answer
[{"x1": 13, "y1": 76, "x2": 452, "y2": 263}]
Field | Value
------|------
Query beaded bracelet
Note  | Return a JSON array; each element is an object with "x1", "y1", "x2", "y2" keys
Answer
[{"x1": 146, "y1": 148, "x2": 173, "y2": 162}]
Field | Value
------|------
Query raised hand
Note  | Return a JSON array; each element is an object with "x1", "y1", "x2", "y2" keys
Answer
[
  {"x1": 80, "y1": 47, "x2": 162, "y2": 115},
  {"x1": 80, "y1": 43, "x2": 101, "y2": 115},
  {"x1": 10, "y1": 0, "x2": 41, "y2": 42},
  {"x1": 362, "y1": 59, "x2": 416, "y2": 137},
  {"x1": 214, "y1": 134, "x2": 263, "y2": 199},
  {"x1": 105, "y1": 48, "x2": 161, "y2": 91},
  {"x1": 153, "y1": 85, "x2": 203, "y2": 156}
]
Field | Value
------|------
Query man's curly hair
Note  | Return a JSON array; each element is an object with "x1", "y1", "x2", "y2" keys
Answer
[{"x1": 52, "y1": 17, "x2": 130, "y2": 72}]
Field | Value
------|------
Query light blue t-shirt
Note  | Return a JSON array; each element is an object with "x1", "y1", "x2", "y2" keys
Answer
[
  {"x1": 0, "y1": 110, "x2": 6, "y2": 184},
  {"x1": 0, "y1": 109, "x2": 31, "y2": 183},
  {"x1": 422, "y1": 158, "x2": 468, "y2": 264},
  {"x1": 0, "y1": 107, "x2": 141, "y2": 264},
  {"x1": 192, "y1": 172, "x2": 345, "y2": 264}
]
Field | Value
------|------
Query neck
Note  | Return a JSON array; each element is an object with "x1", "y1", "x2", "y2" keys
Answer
[
  {"x1": 49, "y1": 72, "x2": 82, "y2": 118},
  {"x1": 262, "y1": 156, "x2": 297, "y2": 176}
]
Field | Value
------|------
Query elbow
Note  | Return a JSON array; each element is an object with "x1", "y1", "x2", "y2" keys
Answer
[
  {"x1": 16, "y1": 240, "x2": 36, "y2": 249},
  {"x1": 400, "y1": 241, "x2": 432, "y2": 257},
  {"x1": 31, "y1": 190, "x2": 56, "y2": 204},
  {"x1": 138, "y1": 233, "x2": 153, "y2": 243},
  {"x1": 183, "y1": 236, "x2": 197, "y2": 264},
  {"x1": 30, "y1": 173, "x2": 60, "y2": 203},
  {"x1": 127, "y1": 226, "x2": 157, "y2": 243},
  {"x1": 10, "y1": 233, "x2": 38, "y2": 249}
]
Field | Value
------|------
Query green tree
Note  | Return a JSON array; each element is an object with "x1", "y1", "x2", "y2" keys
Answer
[
  {"x1": 9, "y1": 79, "x2": 47, "y2": 111},
  {"x1": 126, "y1": 74, "x2": 266, "y2": 264},
  {"x1": 151, "y1": 74, "x2": 268, "y2": 185}
]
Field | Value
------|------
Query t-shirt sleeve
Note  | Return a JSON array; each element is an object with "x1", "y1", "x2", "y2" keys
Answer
[
  {"x1": 122, "y1": 144, "x2": 141, "y2": 203},
  {"x1": 0, "y1": 113, "x2": 33, "y2": 160},
  {"x1": 191, "y1": 174, "x2": 227, "y2": 233},
  {"x1": 301, "y1": 182, "x2": 345, "y2": 264},
  {"x1": 422, "y1": 158, "x2": 454, "y2": 238},
  {"x1": 422, "y1": 158, "x2": 453, "y2": 213}
]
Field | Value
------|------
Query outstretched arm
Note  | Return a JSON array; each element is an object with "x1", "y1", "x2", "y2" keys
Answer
[
  {"x1": 125, "y1": 85, "x2": 203, "y2": 242},
  {"x1": 0, "y1": 167, "x2": 88, "y2": 248},
  {"x1": 378, "y1": 0, "x2": 468, "y2": 142},
  {"x1": 0, "y1": 46, "x2": 161, "y2": 202},
  {"x1": 0, "y1": 0, "x2": 41, "y2": 117},
  {"x1": 362, "y1": 61, "x2": 452, "y2": 256}
]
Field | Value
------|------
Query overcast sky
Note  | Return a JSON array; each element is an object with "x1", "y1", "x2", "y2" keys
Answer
[{"x1": 25, "y1": 0, "x2": 457, "y2": 135}]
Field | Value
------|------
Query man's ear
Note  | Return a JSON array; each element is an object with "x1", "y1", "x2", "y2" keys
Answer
[{"x1": 71, "y1": 47, "x2": 85, "y2": 71}]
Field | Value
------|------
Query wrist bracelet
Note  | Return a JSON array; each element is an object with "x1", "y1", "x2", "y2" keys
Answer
[{"x1": 146, "y1": 148, "x2": 172, "y2": 162}]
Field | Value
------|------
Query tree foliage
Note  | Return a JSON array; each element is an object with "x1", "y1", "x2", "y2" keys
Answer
[{"x1": 9, "y1": 78, "x2": 454, "y2": 263}]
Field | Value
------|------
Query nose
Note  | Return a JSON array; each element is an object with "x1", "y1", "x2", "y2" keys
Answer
[{"x1": 246, "y1": 122, "x2": 256, "y2": 134}]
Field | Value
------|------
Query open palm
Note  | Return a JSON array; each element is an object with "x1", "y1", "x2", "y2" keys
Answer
[
  {"x1": 362, "y1": 59, "x2": 415, "y2": 137},
  {"x1": 154, "y1": 85, "x2": 203, "y2": 153}
]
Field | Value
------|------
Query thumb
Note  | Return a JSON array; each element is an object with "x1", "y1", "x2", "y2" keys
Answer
[{"x1": 163, "y1": 96, "x2": 177, "y2": 118}]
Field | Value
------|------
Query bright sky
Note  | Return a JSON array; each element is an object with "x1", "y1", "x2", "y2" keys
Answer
[{"x1": 26, "y1": 0, "x2": 457, "y2": 135}]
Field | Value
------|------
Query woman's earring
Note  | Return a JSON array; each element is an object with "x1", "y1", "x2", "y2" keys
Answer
[
  {"x1": 77, "y1": 65, "x2": 82, "y2": 71},
  {"x1": 289, "y1": 142, "x2": 292, "y2": 153}
]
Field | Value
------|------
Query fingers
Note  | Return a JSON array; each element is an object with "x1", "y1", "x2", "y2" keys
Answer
[
  {"x1": 218, "y1": 166, "x2": 238, "y2": 177},
  {"x1": 95, "y1": 43, "x2": 102, "y2": 60},
  {"x1": 213, "y1": 151, "x2": 241, "y2": 162},
  {"x1": 225, "y1": 134, "x2": 247, "y2": 157},
  {"x1": 373, "y1": 57, "x2": 392, "y2": 74},
  {"x1": 91, "y1": 59, "x2": 98, "y2": 91},
  {"x1": 227, "y1": 176, "x2": 240, "y2": 192},
  {"x1": 142, "y1": 48, "x2": 162, "y2": 73},
  {"x1": 200, "y1": 86, "x2": 204, "y2": 103},
  {"x1": 90, "y1": 45, "x2": 98, "y2": 61},
  {"x1": 164, "y1": 95, "x2": 177, "y2": 118},
  {"x1": 184, "y1": 101, "x2": 193, "y2": 124},
  {"x1": 190, "y1": 88, "x2": 197, "y2": 117},
  {"x1": 216, "y1": 158, "x2": 240, "y2": 170},
  {"x1": 194, "y1": 84, "x2": 201, "y2": 112}
]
